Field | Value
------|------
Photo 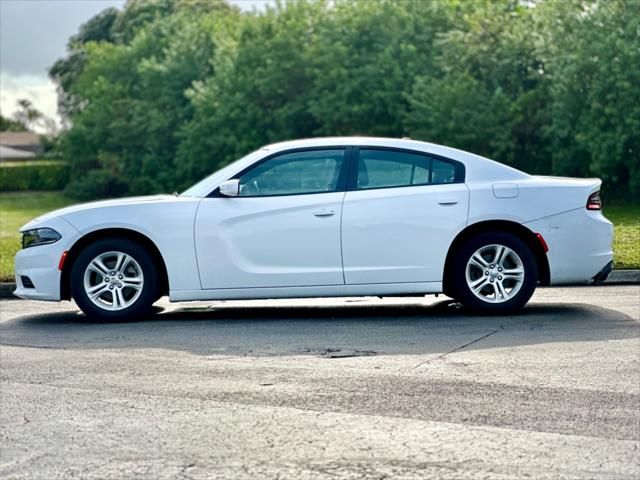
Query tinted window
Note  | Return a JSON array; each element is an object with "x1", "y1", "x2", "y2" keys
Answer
[
  {"x1": 431, "y1": 158, "x2": 457, "y2": 184},
  {"x1": 356, "y1": 149, "x2": 459, "y2": 190},
  {"x1": 238, "y1": 149, "x2": 345, "y2": 196}
]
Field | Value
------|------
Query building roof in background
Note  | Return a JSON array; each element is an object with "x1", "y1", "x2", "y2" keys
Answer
[
  {"x1": 0, "y1": 131, "x2": 41, "y2": 147},
  {"x1": 0, "y1": 145, "x2": 37, "y2": 160}
]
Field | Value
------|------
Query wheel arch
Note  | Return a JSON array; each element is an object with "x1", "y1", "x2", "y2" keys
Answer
[
  {"x1": 443, "y1": 220, "x2": 550, "y2": 295},
  {"x1": 60, "y1": 228, "x2": 170, "y2": 300}
]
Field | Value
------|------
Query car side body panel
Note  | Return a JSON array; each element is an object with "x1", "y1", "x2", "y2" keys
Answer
[
  {"x1": 41, "y1": 196, "x2": 203, "y2": 293},
  {"x1": 169, "y1": 281, "x2": 442, "y2": 302},
  {"x1": 466, "y1": 177, "x2": 603, "y2": 226},
  {"x1": 525, "y1": 208, "x2": 613, "y2": 284},
  {"x1": 341, "y1": 183, "x2": 469, "y2": 284},
  {"x1": 194, "y1": 192, "x2": 346, "y2": 289}
]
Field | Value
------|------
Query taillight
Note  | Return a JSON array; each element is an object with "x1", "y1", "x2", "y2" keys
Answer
[{"x1": 587, "y1": 191, "x2": 602, "y2": 210}]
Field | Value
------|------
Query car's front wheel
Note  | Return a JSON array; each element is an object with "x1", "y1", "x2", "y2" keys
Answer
[
  {"x1": 451, "y1": 231, "x2": 538, "y2": 314},
  {"x1": 71, "y1": 238, "x2": 158, "y2": 321}
]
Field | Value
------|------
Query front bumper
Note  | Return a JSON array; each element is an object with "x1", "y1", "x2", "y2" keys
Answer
[{"x1": 13, "y1": 217, "x2": 80, "y2": 301}]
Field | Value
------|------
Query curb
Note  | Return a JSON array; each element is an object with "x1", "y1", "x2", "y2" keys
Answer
[
  {"x1": 606, "y1": 269, "x2": 640, "y2": 285},
  {"x1": 1, "y1": 270, "x2": 638, "y2": 300},
  {"x1": 0, "y1": 282, "x2": 16, "y2": 299}
]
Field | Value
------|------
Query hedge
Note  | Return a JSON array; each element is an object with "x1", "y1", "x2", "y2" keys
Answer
[{"x1": 0, "y1": 160, "x2": 70, "y2": 191}]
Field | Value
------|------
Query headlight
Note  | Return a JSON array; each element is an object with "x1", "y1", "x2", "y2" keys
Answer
[{"x1": 22, "y1": 228, "x2": 62, "y2": 249}]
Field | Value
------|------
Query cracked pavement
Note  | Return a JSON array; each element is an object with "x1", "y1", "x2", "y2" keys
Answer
[{"x1": 1, "y1": 285, "x2": 639, "y2": 479}]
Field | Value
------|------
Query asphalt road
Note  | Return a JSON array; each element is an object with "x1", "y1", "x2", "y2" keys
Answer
[{"x1": 1, "y1": 286, "x2": 639, "y2": 479}]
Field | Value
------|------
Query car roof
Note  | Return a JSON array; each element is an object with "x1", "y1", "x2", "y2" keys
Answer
[{"x1": 264, "y1": 136, "x2": 457, "y2": 155}]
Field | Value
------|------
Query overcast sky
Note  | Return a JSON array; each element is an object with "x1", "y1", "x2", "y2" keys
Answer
[{"x1": 0, "y1": 0, "x2": 272, "y2": 129}]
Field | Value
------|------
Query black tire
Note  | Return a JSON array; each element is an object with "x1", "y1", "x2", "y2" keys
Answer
[
  {"x1": 451, "y1": 231, "x2": 538, "y2": 314},
  {"x1": 71, "y1": 237, "x2": 159, "y2": 321}
]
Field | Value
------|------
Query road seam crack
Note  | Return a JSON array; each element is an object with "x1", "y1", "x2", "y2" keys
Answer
[{"x1": 413, "y1": 326, "x2": 503, "y2": 369}]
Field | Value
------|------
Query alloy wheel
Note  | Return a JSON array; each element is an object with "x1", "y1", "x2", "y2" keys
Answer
[
  {"x1": 83, "y1": 251, "x2": 144, "y2": 311},
  {"x1": 465, "y1": 244, "x2": 525, "y2": 304}
]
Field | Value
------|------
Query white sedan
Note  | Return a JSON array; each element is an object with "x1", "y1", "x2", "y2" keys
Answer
[{"x1": 14, "y1": 137, "x2": 613, "y2": 320}]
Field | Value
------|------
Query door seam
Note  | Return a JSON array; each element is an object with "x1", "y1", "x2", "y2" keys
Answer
[
  {"x1": 339, "y1": 190, "x2": 347, "y2": 285},
  {"x1": 193, "y1": 198, "x2": 205, "y2": 290}
]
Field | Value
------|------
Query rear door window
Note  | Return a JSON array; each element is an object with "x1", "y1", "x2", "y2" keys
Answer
[{"x1": 355, "y1": 149, "x2": 461, "y2": 190}]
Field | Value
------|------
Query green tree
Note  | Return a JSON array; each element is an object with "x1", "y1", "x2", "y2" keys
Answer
[
  {"x1": 50, "y1": 0, "x2": 640, "y2": 200},
  {"x1": 177, "y1": 0, "x2": 324, "y2": 185},
  {"x1": 406, "y1": 0, "x2": 551, "y2": 172},
  {"x1": 49, "y1": 7, "x2": 119, "y2": 119},
  {"x1": 56, "y1": 0, "x2": 232, "y2": 198},
  {"x1": 406, "y1": 72, "x2": 513, "y2": 161},
  {"x1": 542, "y1": 0, "x2": 640, "y2": 197},
  {"x1": 307, "y1": 0, "x2": 453, "y2": 136}
]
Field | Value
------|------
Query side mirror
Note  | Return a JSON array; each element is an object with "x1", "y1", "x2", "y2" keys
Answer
[{"x1": 219, "y1": 179, "x2": 240, "y2": 197}]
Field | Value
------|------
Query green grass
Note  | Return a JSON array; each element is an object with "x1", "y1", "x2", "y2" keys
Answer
[
  {"x1": 0, "y1": 191, "x2": 75, "y2": 282},
  {"x1": 0, "y1": 191, "x2": 638, "y2": 282},
  {"x1": 606, "y1": 204, "x2": 640, "y2": 270}
]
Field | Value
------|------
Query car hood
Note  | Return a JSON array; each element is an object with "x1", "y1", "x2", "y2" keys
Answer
[{"x1": 21, "y1": 195, "x2": 179, "y2": 231}]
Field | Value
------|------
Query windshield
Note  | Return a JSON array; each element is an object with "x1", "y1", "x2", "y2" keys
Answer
[{"x1": 180, "y1": 149, "x2": 268, "y2": 197}]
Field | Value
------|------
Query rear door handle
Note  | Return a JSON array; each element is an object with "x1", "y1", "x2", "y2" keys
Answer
[
  {"x1": 313, "y1": 209, "x2": 335, "y2": 217},
  {"x1": 437, "y1": 198, "x2": 458, "y2": 206}
]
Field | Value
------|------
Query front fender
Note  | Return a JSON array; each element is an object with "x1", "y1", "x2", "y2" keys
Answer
[{"x1": 61, "y1": 198, "x2": 202, "y2": 292}]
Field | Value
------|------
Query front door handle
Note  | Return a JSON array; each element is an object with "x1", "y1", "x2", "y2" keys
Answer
[
  {"x1": 313, "y1": 209, "x2": 335, "y2": 217},
  {"x1": 437, "y1": 198, "x2": 458, "y2": 206}
]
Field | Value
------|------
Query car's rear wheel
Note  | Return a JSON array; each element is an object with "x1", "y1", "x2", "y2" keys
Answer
[
  {"x1": 451, "y1": 232, "x2": 537, "y2": 314},
  {"x1": 71, "y1": 238, "x2": 158, "y2": 321}
]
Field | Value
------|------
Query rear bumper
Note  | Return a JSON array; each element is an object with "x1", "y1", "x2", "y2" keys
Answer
[
  {"x1": 525, "y1": 208, "x2": 614, "y2": 285},
  {"x1": 592, "y1": 260, "x2": 613, "y2": 284}
]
